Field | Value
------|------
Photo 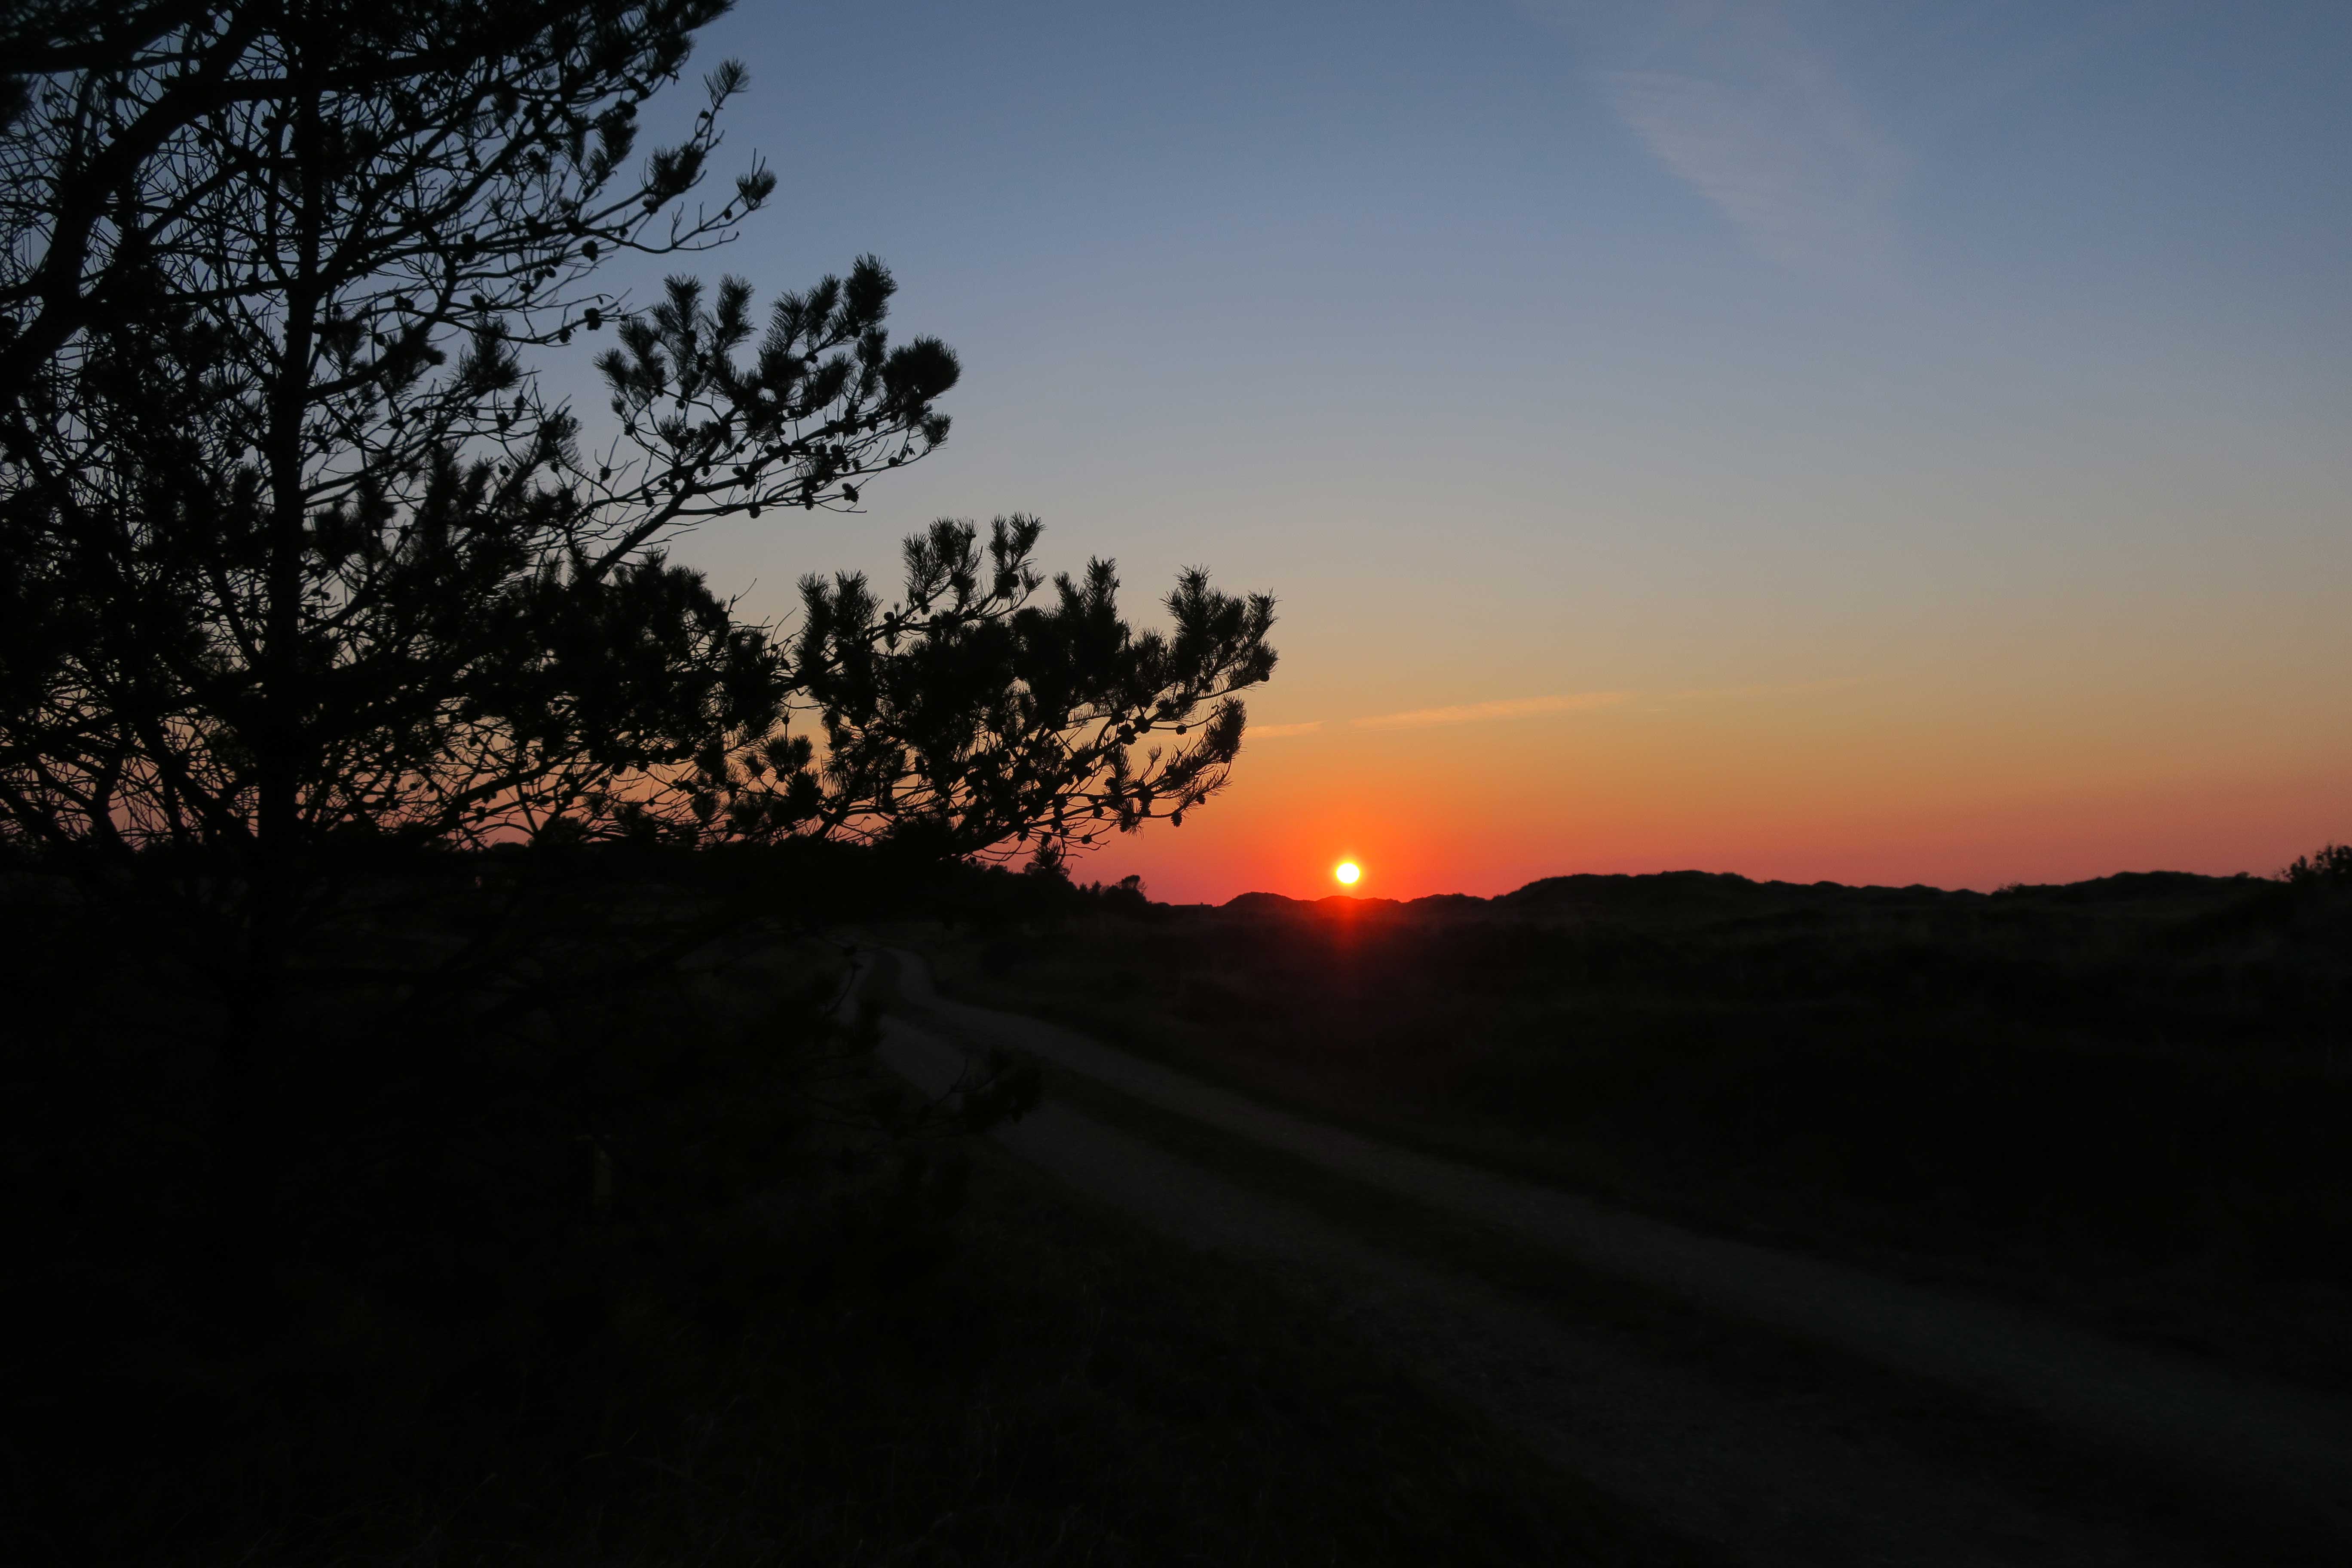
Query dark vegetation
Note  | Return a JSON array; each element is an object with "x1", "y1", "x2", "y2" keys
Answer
[
  {"x1": 935, "y1": 859, "x2": 2352, "y2": 1390},
  {"x1": 3, "y1": 849, "x2": 1690, "y2": 1566}
]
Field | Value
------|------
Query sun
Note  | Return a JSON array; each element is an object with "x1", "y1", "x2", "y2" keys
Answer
[{"x1": 1334, "y1": 861, "x2": 1362, "y2": 886}]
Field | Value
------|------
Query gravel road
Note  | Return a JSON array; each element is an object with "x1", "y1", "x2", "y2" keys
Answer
[{"x1": 861, "y1": 946, "x2": 2352, "y2": 1566}]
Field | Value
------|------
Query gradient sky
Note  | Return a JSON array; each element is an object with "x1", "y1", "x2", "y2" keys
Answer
[{"x1": 587, "y1": 0, "x2": 2352, "y2": 901}]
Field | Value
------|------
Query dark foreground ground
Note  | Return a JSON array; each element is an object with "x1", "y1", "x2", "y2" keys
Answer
[
  {"x1": 10, "y1": 855, "x2": 2346, "y2": 1562},
  {"x1": 2, "y1": 861, "x2": 1690, "y2": 1566},
  {"x1": 930, "y1": 868, "x2": 2352, "y2": 1396},
  {"x1": 877, "y1": 942, "x2": 2352, "y2": 1564}
]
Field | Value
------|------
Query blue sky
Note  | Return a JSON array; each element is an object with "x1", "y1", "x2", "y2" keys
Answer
[{"x1": 580, "y1": 1, "x2": 2352, "y2": 895}]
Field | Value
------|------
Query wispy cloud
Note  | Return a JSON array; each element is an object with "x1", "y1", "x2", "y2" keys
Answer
[
  {"x1": 1352, "y1": 692, "x2": 1631, "y2": 731},
  {"x1": 1522, "y1": 2, "x2": 1904, "y2": 274},
  {"x1": 1287, "y1": 678, "x2": 1858, "y2": 736},
  {"x1": 1663, "y1": 676, "x2": 1865, "y2": 702},
  {"x1": 1610, "y1": 71, "x2": 1900, "y2": 272}
]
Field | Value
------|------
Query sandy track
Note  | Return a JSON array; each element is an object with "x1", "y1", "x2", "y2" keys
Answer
[{"x1": 863, "y1": 948, "x2": 2352, "y2": 1565}]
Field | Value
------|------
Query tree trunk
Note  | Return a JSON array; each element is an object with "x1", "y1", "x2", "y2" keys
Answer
[{"x1": 214, "y1": 52, "x2": 329, "y2": 1308}]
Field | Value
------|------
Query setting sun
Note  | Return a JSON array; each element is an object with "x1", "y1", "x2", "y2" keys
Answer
[{"x1": 1334, "y1": 861, "x2": 1361, "y2": 886}]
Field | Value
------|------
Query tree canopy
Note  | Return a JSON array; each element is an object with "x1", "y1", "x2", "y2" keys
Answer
[{"x1": 0, "y1": 0, "x2": 1277, "y2": 943}]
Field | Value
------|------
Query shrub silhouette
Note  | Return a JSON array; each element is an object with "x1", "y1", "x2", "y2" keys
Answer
[{"x1": 2283, "y1": 842, "x2": 2352, "y2": 887}]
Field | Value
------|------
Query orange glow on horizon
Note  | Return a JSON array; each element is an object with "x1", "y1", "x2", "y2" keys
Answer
[{"x1": 1074, "y1": 693, "x2": 2350, "y2": 905}]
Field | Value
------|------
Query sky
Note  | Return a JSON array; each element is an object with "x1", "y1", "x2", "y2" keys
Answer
[{"x1": 585, "y1": 0, "x2": 2352, "y2": 901}]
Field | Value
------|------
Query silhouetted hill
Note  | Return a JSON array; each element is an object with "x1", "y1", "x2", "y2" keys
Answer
[
  {"x1": 1992, "y1": 870, "x2": 2259, "y2": 904},
  {"x1": 1497, "y1": 870, "x2": 1951, "y2": 925},
  {"x1": 1222, "y1": 868, "x2": 2264, "y2": 928},
  {"x1": 1222, "y1": 891, "x2": 1412, "y2": 916}
]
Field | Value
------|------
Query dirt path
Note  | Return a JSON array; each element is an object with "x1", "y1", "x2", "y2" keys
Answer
[{"x1": 862, "y1": 947, "x2": 2352, "y2": 1565}]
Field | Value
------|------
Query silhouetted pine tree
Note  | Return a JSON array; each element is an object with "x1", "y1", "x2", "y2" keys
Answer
[{"x1": 0, "y1": 0, "x2": 1274, "y2": 963}]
